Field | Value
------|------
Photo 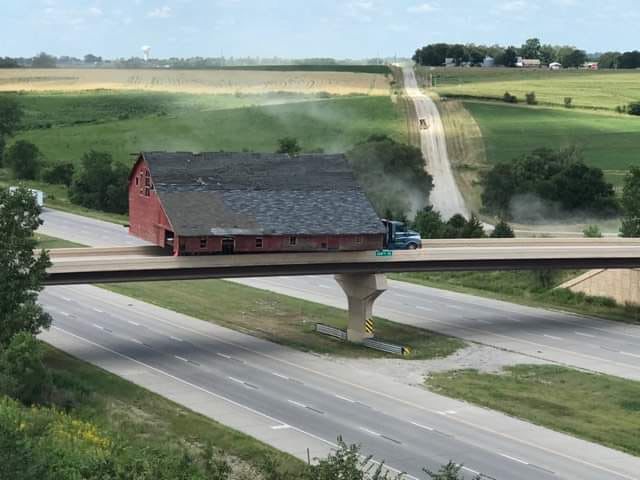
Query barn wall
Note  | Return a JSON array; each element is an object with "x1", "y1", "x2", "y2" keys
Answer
[
  {"x1": 128, "y1": 158, "x2": 173, "y2": 250},
  {"x1": 176, "y1": 234, "x2": 383, "y2": 255}
]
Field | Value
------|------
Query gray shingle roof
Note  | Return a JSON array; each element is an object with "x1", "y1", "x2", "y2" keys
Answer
[{"x1": 141, "y1": 152, "x2": 385, "y2": 237}]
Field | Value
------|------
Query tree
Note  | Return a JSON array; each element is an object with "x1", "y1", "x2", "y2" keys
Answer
[
  {"x1": 598, "y1": 51, "x2": 621, "y2": 69},
  {"x1": 4, "y1": 140, "x2": 42, "y2": 180},
  {"x1": 502, "y1": 46, "x2": 518, "y2": 67},
  {"x1": 618, "y1": 50, "x2": 640, "y2": 69},
  {"x1": 560, "y1": 49, "x2": 587, "y2": 68},
  {"x1": 305, "y1": 437, "x2": 389, "y2": 480},
  {"x1": 525, "y1": 92, "x2": 537, "y2": 105},
  {"x1": 0, "y1": 95, "x2": 23, "y2": 161},
  {"x1": 69, "y1": 151, "x2": 129, "y2": 213},
  {"x1": 413, "y1": 206, "x2": 447, "y2": 238},
  {"x1": 491, "y1": 219, "x2": 515, "y2": 238},
  {"x1": 424, "y1": 461, "x2": 481, "y2": 480},
  {"x1": 583, "y1": 225, "x2": 602, "y2": 238},
  {"x1": 620, "y1": 167, "x2": 640, "y2": 237},
  {"x1": 461, "y1": 214, "x2": 486, "y2": 238},
  {"x1": 31, "y1": 52, "x2": 56, "y2": 68},
  {"x1": 42, "y1": 162, "x2": 74, "y2": 186},
  {"x1": 539, "y1": 44, "x2": 557, "y2": 64},
  {"x1": 521, "y1": 38, "x2": 541, "y2": 59},
  {"x1": 447, "y1": 44, "x2": 468, "y2": 66},
  {"x1": 0, "y1": 187, "x2": 51, "y2": 346},
  {"x1": 0, "y1": 333, "x2": 52, "y2": 405},
  {"x1": 84, "y1": 53, "x2": 102, "y2": 64},
  {"x1": 276, "y1": 137, "x2": 301, "y2": 155},
  {"x1": 467, "y1": 47, "x2": 485, "y2": 66}
]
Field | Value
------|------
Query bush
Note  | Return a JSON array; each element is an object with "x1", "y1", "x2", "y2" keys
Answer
[
  {"x1": 69, "y1": 150, "x2": 129, "y2": 213},
  {"x1": 276, "y1": 137, "x2": 301, "y2": 155},
  {"x1": 525, "y1": 91, "x2": 537, "y2": 105},
  {"x1": 583, "y1": 225, "x2": 602, "y2": 238},
  {"x1": 490, "y1": 219, "x2": 515, "y2": 238},
  {"x1": 564, "y1": 97, "x2": 573, "y2": 108},
  {"x1": 412, "y1": 208, "x2": 486, "y2": 239},
  {"x1": 42, "y1": 162, "x2": 74, "y2": 186},
  {"x1": 4, "y1": 140, "x2": 43, "y2": 180},
  {"x1": 503, "y1": 92, "x2": 518, "y2": 103},
  {"x1": 0, "y1": 334, "x2": 52, "y2": 405},
  {"x1": 628, "y1": 102, "x2": 640, "y2": 116}
]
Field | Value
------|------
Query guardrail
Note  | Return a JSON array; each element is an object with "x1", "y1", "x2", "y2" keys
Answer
[{"x1": 315, "y1": 323, "x2": 347, "y2": 340}]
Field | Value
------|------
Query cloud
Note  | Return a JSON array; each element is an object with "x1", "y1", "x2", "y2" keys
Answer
[
  {"x1": 88, "y1": 7, "x2": 103, "y2": 16},
  {"x1": 498, "y1": 0, "x2": 527, "y2": 11},
  {"x1": 407, "y1": 3, "x2": 436, "y2": 13},
  {"x1": 147, "y1": 5, "x2": 172, "y2": 18}
]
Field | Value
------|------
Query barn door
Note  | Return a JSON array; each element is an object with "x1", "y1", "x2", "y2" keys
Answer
[{"x1": 222, "y1": 237, "x2": 235, "y2": 254}]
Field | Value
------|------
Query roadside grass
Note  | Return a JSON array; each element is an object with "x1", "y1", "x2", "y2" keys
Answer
[
  {"x1": 435, "y1": 97, "x2": 487, "y2": 212},
  {"x1": 392, "y1": 271, "x2": 640, "y2": 324},
  {"x1": 415, "y1": 66, "x2": 640, "y2": 111},
  {"x1": 35, "y1": 232, "x2": 83, "y2": 248},
  {"x1": 17, "y1": 95, "x2": 407, "y2": 164},
  {"x1": 426, "y1": 364, "x2": 640, "y2": 456},
  {"x1": 42, "y1": 344, "x2": 305, "y2": 476},
  {"x1": 103, "y1": 279, "x2": 465, "y2": 360}
]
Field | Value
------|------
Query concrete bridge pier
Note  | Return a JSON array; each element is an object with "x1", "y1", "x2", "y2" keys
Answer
[{"x1": 335, "y1": 273, "x2": 388, "y2": 343}]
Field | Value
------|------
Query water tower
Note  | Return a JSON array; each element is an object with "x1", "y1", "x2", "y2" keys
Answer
[{"x1": 142, "y1": 46, "x2": 151, "y2": 61}]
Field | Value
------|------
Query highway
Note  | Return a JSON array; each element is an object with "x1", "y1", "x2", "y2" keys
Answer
[
  {"x1": 39, "y1": 209, "x2": 640, "y2": 381},
  {"x1": 39, "y1": 284, "x2": 640, "y2": 480},
  {"x1": 402, "y1": 66, "x2": 468, "y2": 220}
]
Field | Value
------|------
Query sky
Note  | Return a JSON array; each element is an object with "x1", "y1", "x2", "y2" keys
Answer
[{"x1": 2, "y1": 0, "x2": 639, "y2": 59}]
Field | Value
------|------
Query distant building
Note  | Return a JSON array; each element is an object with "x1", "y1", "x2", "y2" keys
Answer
[
  {"x1": 549, "y1": 62, "x2": 562, "y2": 70},
  {"x1": 482, "y1": 56, "x2": 495, "y2": 68},
  {"x1": 516, "y1": 57, "x2": 542, "y2": 68},
  {"x1": 582, "y1": 62, "x2": 599, "y2": 70},
  {"x1": 128, "y1": 152, "x2": 385, "y2": 255},
  {"x1": 444, "y1": 57, "x2": 456, "y2": 67}
]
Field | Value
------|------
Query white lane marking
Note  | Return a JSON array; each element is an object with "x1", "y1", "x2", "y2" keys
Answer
[
  {"x1": 437, "y1": 410, "x2": 457, "y2": 415},
  {"x1": 499, "y1": 453, "x2": 529, "y2": 465},
  {"x1": 575, "y1": 331, "x2": 596, "y2": 338},
  {"x1": 620, "y1": 351, "x2": 640, "y2": 359},
  {"x1": 318, "y1": 284, "x2": 332, "y2": 289},
  {"x1": 228, "y1": 376, "x2": 245, "y2": 385},
  {"x1": 92, "y1": 308, "x2": 104, "y2": 313},
  {"x1": 217, "y1": 353, "x2": 232, "y2": 360},
  {"x1": 93, "y1": 323, "x2": 104, "y2": 330},
  {"x1": 271, "y1": 372, "x2": 290, "y2": 380},
  {"x1": 175, "y1": 355, "x2": 189, "y2": 363},
  {"x1": 543, "y1": 334, "x2": 563, "y2": 341},
  {"x1": 461, "y1": 466, "x2": 480, "y2": 475},
  {"x1": 410, "y1": 421, "x2": 434, "y2": 431},
  {"x1": 170, "y1": 336, "x2": 183, "y2": 342},
  {"x1": 415, "y1": 305, "x2": 433, "y2": 312},
  {"x1": 335, "y1": 394, "x2": 356, "y2": 403},
  {"x1": 287, "y1": 399, "x2": 307, "y2": 408},
  {"x1": 62, "y1": 297, "x2": 72, "y2": 302},
  {"x1": 130, "y1": 338, "x2": 143, "y2": 345},
  {"x1": 127, "y1": 320, "x2": 140, "y2": 327},
  {"x1": 359, "y1": 427, "x2": 381, "y2": 437},
  {"x1": 476, "y1": 319, "x2": 493, "y2": 325},
  {"x1": 59, "y1": 311, "x2": 70, "y2": 317},
  {"x1": 271, "y1": 424, "x2": 291, "y2": 430}
]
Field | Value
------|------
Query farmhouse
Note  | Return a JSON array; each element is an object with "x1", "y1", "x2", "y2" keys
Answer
[
  {"x1": 516, "y1": 58, "x2": 542, "y2": 68},
  {"x1": 128, "y1": 152, "x2": 385, "y2": 255},
  {"x1": 549, "y1": 62, "x2": 562, "y2": 70}
]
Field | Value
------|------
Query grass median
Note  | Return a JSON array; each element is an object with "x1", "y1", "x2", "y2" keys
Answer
[
  {"x1": 35, "y1": 232, "x2": 85, "y2": 249},
  {"x1": 427, "y1": 364, "x2": 640, "y2": 456},
  {"x1": 42, "y1": 344, "x2": 304, "y2": 476},
  {"x1": 104, "y1": 279, "x2": 465, "y2": 360}
]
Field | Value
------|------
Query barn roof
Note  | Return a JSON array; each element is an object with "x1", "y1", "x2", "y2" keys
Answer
[{"x1": 139, "y1": 152, "x2": 385, "y2": 237}]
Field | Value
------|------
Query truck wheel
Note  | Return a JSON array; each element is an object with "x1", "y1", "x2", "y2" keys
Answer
[{"x1": 407, "y1": 243, "x2": 418, "y2": 250}]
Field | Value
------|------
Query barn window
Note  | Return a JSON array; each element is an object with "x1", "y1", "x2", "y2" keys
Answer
[
  {"x1": 255, "y1": 238, "x2": 263, "y2": 248},
  {"x1": 135, "y1": 176, "x2": 139, "y2": 186},
  {"x1": 199, "y1": 237, "x2": 207, "y2": 249},
  {"x1": 144, "y1": 170, "x2": 151, "y2": 197},
  {"x1": 289, "y1": 236, "x2": 297, "y2": 246},
  {"x1": 354, "y1": 236, "x2": 363, "y2": 245}
]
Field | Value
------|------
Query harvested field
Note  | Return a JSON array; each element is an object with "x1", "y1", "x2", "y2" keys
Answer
[{"x1": 0, "y1": 68, "x2": 390, "y2": 95}]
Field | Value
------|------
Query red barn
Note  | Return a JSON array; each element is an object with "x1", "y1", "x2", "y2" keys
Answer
[{"x1": 128, "y1": 151, "x2": 385, "y2": 255}]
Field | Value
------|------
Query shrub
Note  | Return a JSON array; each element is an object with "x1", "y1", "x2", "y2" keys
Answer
[
  {"x1": 583, "y1": 225, "x2": 602, "y2": 238},
  {"x1": 616, "y1": 105, "x2": 627, "y2": 114},
  {"x1": 276, "y1": 137, "x2": 301, "y2": 155},
  {"x1": 0, "y1": 334, "x2": 52, "y2": 405},
  {"x1": 503, "y1": 92, "x2": 518, "y2": 103},
  {"x1": 628, "y1": 102, "x2": 640, "y2": 116},
  {"x1": 525, "y1": 91, "x2": 537, "y2": 105},
  {"x1": 491, "y1": 219, "x2": 515, "y2": 238},
  {"x1": 564, "y1": 97, "x2": 573, "y2": 108},
  {"x1": 42, "y1": 162, "x2": 74, "y2": 186},
  {"x1": 69, "y1": 151, "x2": 128, "y2": 214}
]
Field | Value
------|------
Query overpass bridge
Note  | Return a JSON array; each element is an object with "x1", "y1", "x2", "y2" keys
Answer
[{"x1": 46, "y1": 238, "x2": 640, "y2": 341}]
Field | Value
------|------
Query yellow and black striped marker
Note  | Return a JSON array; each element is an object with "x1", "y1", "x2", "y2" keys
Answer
[
  {"x1": 402, "y1": 346, "x2": 412, "y2": 356},
  {"x1": 364, "y1": 318, "x2": 375, "y2": 334}
]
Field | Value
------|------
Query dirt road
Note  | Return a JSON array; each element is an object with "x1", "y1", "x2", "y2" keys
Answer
[{"x1": 402, "y1": 66, "x2": 469, "y2": 219}]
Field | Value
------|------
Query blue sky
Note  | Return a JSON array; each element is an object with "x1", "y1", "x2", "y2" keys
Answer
[{"x1": 2, "y1": 0, "x2": 639, "y2": 59}]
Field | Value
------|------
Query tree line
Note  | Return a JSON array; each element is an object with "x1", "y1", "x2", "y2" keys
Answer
[{"x1": 413, "y1": 38, "x2": 640, "y2": 68}]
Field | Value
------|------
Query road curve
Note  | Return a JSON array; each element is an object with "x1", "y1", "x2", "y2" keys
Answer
[{"x1": 402, "y1": 66, "x2": 468, "y2": 220}]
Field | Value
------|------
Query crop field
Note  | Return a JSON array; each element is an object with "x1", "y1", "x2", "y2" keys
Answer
[
  {"x1": 0, "y1": 68, "x2": 391, "y2": 95},
  {"x1": 463, "y1": 102, "x2": 640, "y2": 187},
  {"x1": 416, "y1": 66, "x2": 640, "y2": 110}
]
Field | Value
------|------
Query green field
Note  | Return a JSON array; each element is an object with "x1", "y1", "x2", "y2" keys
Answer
[
  {"x1": 104, "y1": 279, "x2": 465, "y2": 360},
  {"x1": 416, "y1": 67, "x2": 640, "y2": 110},
  {"x1": 464, "y1": 102, "x2": 640, "y2": 186},
  {"x1": 427, "y1": 365, "x2": 640, "y2": 456},
  {"x1": 15, "y1": 93, "x2": 406, "y2": 166}
]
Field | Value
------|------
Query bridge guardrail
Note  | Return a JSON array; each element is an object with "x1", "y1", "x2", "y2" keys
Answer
[
  {"x1": 315, "y1": 323, "x2": 347, "y2": 340},
  {"x1": 363, "y1": 338, "x2": 411, "y2": 356}
]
